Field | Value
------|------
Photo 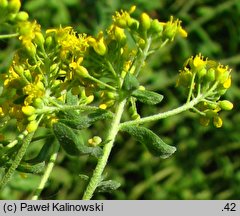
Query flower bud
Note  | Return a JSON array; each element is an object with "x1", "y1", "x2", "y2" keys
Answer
[
  {"x1": 218, "y1": 100, "x2": 233, "y2": 111},
  {"x1": 205, "y1": 68, "x2": 215, "y2": 82},
  {"x1": 26, "y1": 120, "x2": 38, "y2": 132},
  {"x1": 22, "y1": 106, "x2": 36, "y2": 116},
  {"x1": 23, "y1": 41, "x2": 36, "y2": 57},
  {"x1": 215, "y1": 66, "x2": 229, "y2": 83},
  {"x1": 140, "y1": 12, "x2": 151, "y2": 31},
  {"x1": 88, "y1": 136, "x2": 102, "y2": 147},
  {"x1": 0, "y1": 0, "x2": 8, "y2": 9},
  {"x1": 150, "y1": 19, "x2": 163, "y2": 34},
  {"x1": 223, "y1": 77, "x2": 231, "y2": 89},
  {"x1": 86, "y1": 95, "x2": 94, "y2": 104},
  {"x1": 197, "y1": 68, "x2": 207, "y2": 79},
  {"x1": 127, "y1": 18, "x2": 139, "y2": 30},
  {"x1": 45, "y1": 36, "x2": 53, "y2": 48},
  {"x1": 99, "y1": 104, "x2": 107, "y2": 109},
  {"x1": 115, "y1": 18, "x2": 127, "y2": 28},
  {"x1": 114, "y1": 26, "x2": 126, "y2": 43},
  {"x1": 7, "y1": 0, "x2": 21, "y2": 14},
  {"x1": 34, "y1": 32, "x2": 45, "y2": 46},
  {"x1": 213, "y1": 116, "x2": 223, "y2": 128},
  {"x1": 33, "y1": 98, "x2": 44, "y2": 109},
  {"x1": 75, "y1": 66, "x2": 89, "y2": 78},
  {"x1": 15, "y1": 11, "x2": 29, "y2": 21},
  {"x1": 28, "y1": 114, "x2": 37, "y2": 121},
  {"x1": 93, "y1": 41, "x2": 107, "y2": 56}
]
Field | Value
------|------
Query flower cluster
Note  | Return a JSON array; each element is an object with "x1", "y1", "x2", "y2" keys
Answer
[
  {"x1": 0, "y1": 5, "x2": 189, "y2": 134},
  {"x1": 177, "y1": 54, "x2": 233, "y2": 127}
]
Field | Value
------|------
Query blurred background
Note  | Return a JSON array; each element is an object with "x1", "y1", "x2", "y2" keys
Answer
[{"x1": 0, "y1": 0, "x2": 240, "y2": 199}]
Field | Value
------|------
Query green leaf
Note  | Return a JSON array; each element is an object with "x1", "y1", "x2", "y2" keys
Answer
[
  {"x1": 120, "y1": 126, "x2": 176, "y2": 158},
  {"x1": 53, "y1": 122, "x2": 102, "y2": 157},
  {"x1": 25, "y1": 136, "x2": 55, "y2": 164},
  {"x1": 59, "y1": 109, "x2": 113, "y2": 130},
  {"x1": 122, "y1": 72, "x2": 139, "y2": 92},
  {"x1": 53, "y1": 122, "x2": 80, "y2": 155},
  {"x1": 132, "y1": 89, "x2": 164, "y2": 105},
  {"x1": 16, "y1": 162, "x2": 45, "y2": 174},
  {"x1": 66, "y1": 90, "x2": 79, "y2": 105},
  {"x1": 9, "y1": 173, "x2": 41, "y2": 192},
  {"x1": 96, "y1": 180, "x2": 121, "y2": 193}
]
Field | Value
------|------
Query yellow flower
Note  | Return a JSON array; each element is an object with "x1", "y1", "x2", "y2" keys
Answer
[
  {"x1": 88, "y1": 31, "x2": 107, "y2": 56},
  {"x1": 162, "y1": 16, "x2": 187, "y2": 41},
  {"x1": 18, "y1": 20, "x2": 41, "y2": 43},
  {"x1": 192, "y1": 54, "x2": 206, "y2": 70}
]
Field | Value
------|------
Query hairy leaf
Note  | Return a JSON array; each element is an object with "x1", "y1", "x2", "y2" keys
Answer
[
  {"x1": 120, "y1": 126, "x2": 176, "y2": 158},
  {"x1": 122, "y1": 72, "x2": 139, "y2": 92},
  {"x1": 25, "y1": 136, "x2": 55, "y2": 164},
  {"x1": 132, "y1": 89, "x2": 164, "y2": 105},
  {"x1": 53, "y1": 122, "x2": 102, "y2": 157},
  {"x1": 59, "y1": 109, "x2": 113, "y2": 130},
  {"x1": 96, "y1": 180, "x2": 121, "y2": 193}
]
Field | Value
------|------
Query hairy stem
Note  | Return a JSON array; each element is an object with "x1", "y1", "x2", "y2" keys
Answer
[
  {"x1": 0, "y1": 131, "x2": 34, "y2": 190},
  {"x1": 82, "y1": 99, "x2": 126, "y2": 200},
  {"x1": 31, "y1": 142, "x2": 60, "y2": 200},
  {"x1": 120, "y1": 96, "x2": 202, "y2": 128}
]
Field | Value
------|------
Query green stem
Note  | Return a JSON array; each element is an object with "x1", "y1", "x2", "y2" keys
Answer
[
  {"x1": 0, "y1": 33, "x2": 19, "y2": 39},
  {"x1": 36, "y1": 104, "x2": 100, "y2": 115},
  {"x1": 5, "y1": 130, "x2": 28, "y2": 149},
  {"x1": 134, "y1": 37, "x2": 152, "y2": 77},
  {"x1": 120, "y1": 81, "x2": 219, "y2": 128},
  {"x1": 120, "y1": 95, "x2": 202, "y2": 128},
  {"x1": 31, "y1": 142, "x2": 60, "y2": 200},
  {"x1": 0, "y1": 131, "x2": 35, "y2": 190},
  {"x1": 82, "y1": 99, "x2": 127, "y2": 200},
  {"x1": 187, "y1": 73, "x2": 196, "y2": 103},
  {"x1": 88, "y1": 75, "x2": 116, "y2": 91}
]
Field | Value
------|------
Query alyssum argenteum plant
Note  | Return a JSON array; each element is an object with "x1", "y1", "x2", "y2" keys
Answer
[{"x1": 0, "y1": 2, "x2": 233, "y2": 200}]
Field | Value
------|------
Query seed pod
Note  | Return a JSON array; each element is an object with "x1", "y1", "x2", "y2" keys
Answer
[{"x1": 218, "y1": 100, "x2": 233, "y2": 111}]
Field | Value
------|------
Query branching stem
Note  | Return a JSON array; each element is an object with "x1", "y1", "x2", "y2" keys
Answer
[{"x1": 82, "y1": 99, "x2": 126, "y2": 200}]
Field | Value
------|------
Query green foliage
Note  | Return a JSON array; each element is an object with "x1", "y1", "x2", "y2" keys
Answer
[
  {"x1": 53, "y1": 122, "x2": 102, "y2": 158},
  {"x1": 0, "y1": 0, "x2": 239, "y2": 200},
  {"x1": 132, "y1": 89, "x2": 164, "y2": 105},
  {"x1": 120, "y1": 125, "x2": 176, "y2": 158}
]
